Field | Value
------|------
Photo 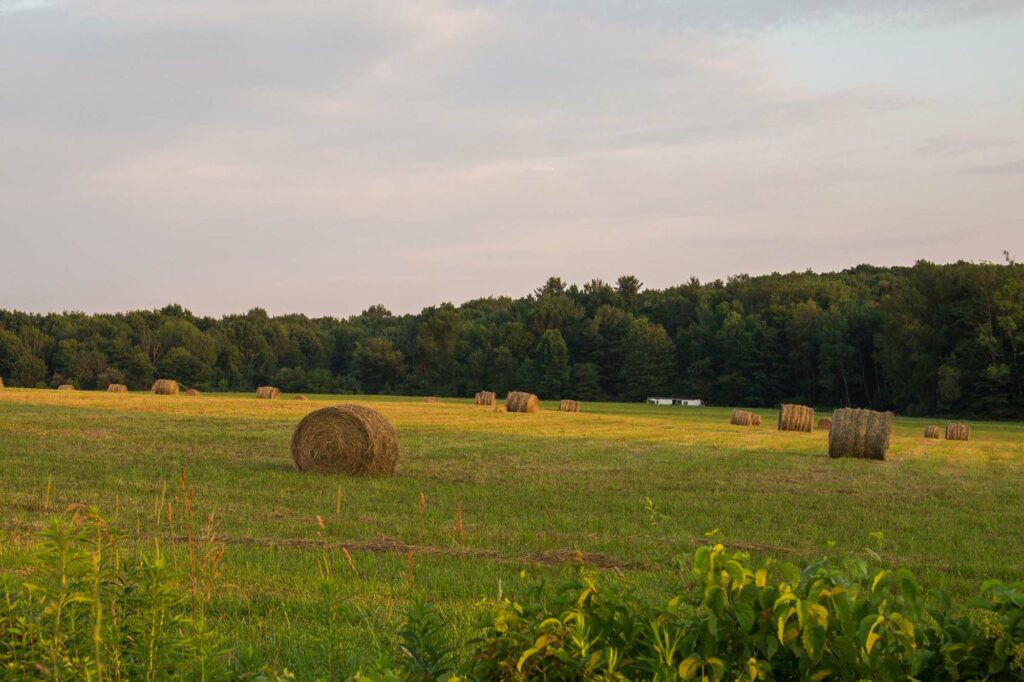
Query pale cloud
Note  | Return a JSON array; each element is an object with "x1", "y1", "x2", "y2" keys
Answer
[{"x1": 1, "y1": 0, "x2": 1022, "y2": 315}]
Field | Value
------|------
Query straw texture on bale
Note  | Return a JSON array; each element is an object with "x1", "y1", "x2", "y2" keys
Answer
[
  {"x1": 828, "y1": 408, "x2": 893, "y2": 460},
  {"x1": 423, "y1": 396, "x2": 441, "y2": 404},
  {"x1": 474, "y1": 391, "x2": 496, "y2": 406},
  {"x1": 57, "y1": 384, "x2": 75, "y2": 391},
  {"x1": 945, "y1": 423, "x2": 971, "y2": 441},
  {"x1": 186, "y1": 388, "x2": 201, "y2": 397},
  {"x1": 256, "y1": 386, "x2": 280, "y2": 400},
  {"x1": 778, "y1": 404, "x2": 814, "y2": 432},
  {"x1": 730, "y1": 409, "x2": 757, "y2": 426},
  {"x1": 559, "y1": 399, "x2": 581, "y2": 413},
  {"x1": 107, "y1": 384, "x2": 128, "y2": 393},
  {"x1": 752, "y1": 414, "x2": 762, "y2": 426},
  {"x1": 818, "y1": 418, "x2": 832, "y2": 430},
  {"x1": 152, "y1": 379, "x2": 179, "y2": 395},
  {"x1": 290, "y1": 404, "x2": 399, "y2": 475},
  {"x1": 923, "y1": 425, "x2": 941, "y2": 439},
  {"x1": 506, "y1": 391, "x2": 540, "y2": 413}
]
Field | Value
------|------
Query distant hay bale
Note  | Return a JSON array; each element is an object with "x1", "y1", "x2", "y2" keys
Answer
[
  {"x1": 817, "y1": 418, "x2": 832, "y2": 430},
  {"x1": 730, "y1": 409, "x2": 756, "y2": 426},
  {"x1": 778, "y1": 404, "x2": 814, "y2": 432},
  {"x1": 828, "y1": 408, "x2": 893, "y2": 460},
  {"x1": 107, "y1": 384, "x2": 128, "y2": 393},
  {"x1": 186, "y1": 388, "x2": 201, "y2": 397},
  {"x1": 506, "y1": 391, "x2": 540, "y2": 413},
  {"x1": 423, "y1": 396, "x2": 441, "y2": 404},
  {"x1": 923, "y1": 425, "x2": 941, "y2": 439},
  {"x1": 57, "y1": 384, "x2": 75, "y2": 391},
  {"x1": 256, "y1": 386, "x2": 280, "y2": 400},
  {"x1": 151, "y1": 379, "x2": 179, "y2": 395},
  {"x1": 559, "y1": 399, "x2": 581, "y2": 413},
  {"x1": 290, "y1": 404, "x2": 399, "y2": 475},
  {"x1": 474, "y1": 391, "x2": 496, "y2": 406},
  {"x1": 0, "y1": 377, "x2": 4, "y2": 389},
  {"x1": 945, "y1": 423, "x2": 971, "y2": 441},
  {"x1": 294, "y1": 395, "x2": 308, "y2": 401}
]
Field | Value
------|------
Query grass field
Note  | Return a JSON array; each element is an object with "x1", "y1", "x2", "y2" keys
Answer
[{"x1": 2, "y1": 388, "x2": 1023, "y2": 674}]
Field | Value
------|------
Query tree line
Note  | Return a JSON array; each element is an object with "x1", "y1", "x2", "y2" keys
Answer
[{"x1": 2, "y1": 259, "x2": 1022, "y2": 418}]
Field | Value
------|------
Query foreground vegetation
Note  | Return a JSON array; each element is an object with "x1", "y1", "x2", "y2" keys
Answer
[
  {"x1": 3, "y1": 259, "x2": 1024, "y2": 417},
  {"x1": 2, "y1": 389, "x2": 1024, "y2": 677}
]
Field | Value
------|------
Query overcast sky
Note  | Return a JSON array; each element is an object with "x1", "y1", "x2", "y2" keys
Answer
[{"x1": 2, "y1": 0, "x2": 1023, "y2": 317}]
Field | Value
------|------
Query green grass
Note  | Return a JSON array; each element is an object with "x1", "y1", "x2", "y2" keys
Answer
[{"x1": 2, "y1": 388, "x2": 1023, "y2": 674}]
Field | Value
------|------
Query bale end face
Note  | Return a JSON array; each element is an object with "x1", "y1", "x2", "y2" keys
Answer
[
  {"x1": 506, "y1": 391, "x2": 540, "y2": 413},
  {"x1": 291, "y1": 404, "x2": 399, "y2": 475},
  {"x1": 817, "y1": 418, "x2": 832, "y2": 430},
  {"x1": 828, "y1": 408, "x2": 893, "y2": 460}
]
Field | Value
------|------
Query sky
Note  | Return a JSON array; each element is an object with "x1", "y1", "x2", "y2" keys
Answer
[{"x1": 2, "y1": 0, "x2": 1023, "y2": 317}]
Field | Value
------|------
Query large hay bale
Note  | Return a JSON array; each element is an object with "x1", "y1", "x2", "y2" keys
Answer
[
  {"x1": 828, "y1": 408, "x2": 893, "y2": 460},
  {"x1": 778, "y1": 404, "x2": 814, "y2": 432},
  {"x1": 291, "y1": 404, "x2": 399, "y2": 475},
  {"x1": 923, "y1": 425, "x2": 941, "y2": 439},
  {"x1": 256, "y1": 386, "x2": 280, "y2": 400},
  {"x1": 730, "y1": 409, "x2": 756, "y2": 426},
  {"x1": 57, "y1": 384, "x2": 75, "y2": 391},
  {"x1": 945, "y1": 423, "x2": 971, "y2": 441},
  {"x1": 474, "y1": 391, "x2": 496, "y2": 406},
  {"x1": 506, "y1": 391, "x2": 540, "y2": 413},
  {"x1": 817, "y1": 418, "x2": 832, "y2": 430},
  {"x1": 423, "y1": 396, "x2": 441, "y2": 404},
  {"x1": 559, "y1": 399, "x2": 581, "y2": 413},
  {"x1": 186, "y1": 388, "x2": 201, "y2": 397},
  {"x1": 752, "y1": 414, "x2": 762, "y2": 426},
  {"x1": 152, "y1": 379, "x2": 179, "y2": 395},
  {"x1": 107, "y1": 384, "x2": 128, "y2": 393}
]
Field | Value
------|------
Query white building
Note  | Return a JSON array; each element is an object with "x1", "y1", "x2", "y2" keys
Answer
[{"x1": 647, "y1": 397, "x2": 703, "y2": 406}]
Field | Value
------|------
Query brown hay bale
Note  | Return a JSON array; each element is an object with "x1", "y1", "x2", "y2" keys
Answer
[
  {"x1": 945, "y1": 423, "x2": 971, "y2": 441},
  {"x1": 294, "y1": 395, "x2": 308, "y2": 401},
  {"x1": 923, "y1": 425, "x2": 941, "y2": 439},
  {"x1": 423, "y1": 396, "x2": 441, "y2": 404},
  {"x1": 57, "y1": 384, "x2": 75, "y2": 391},
  {"x1": 751, "y1": 414, "x2": 762, "y2": 426},
  {"x1": 817, "y1": 418, "x2": 832, "y2": 430},
  {"x1": 778, "y1": 404, "x2": 814, "y2": 432},
  {"x1": 151, "y1": 379, "x2": 179, "y2": 395},
  {"x1": 730, "y1": 409, "x2": 756, "y2": 426},
  {"x1": 506, "y1": 391, "x2": 540, "y2": 413},
  {"x1": 828, "y1": 408, "x2": 893, "y2": 460},
  {"x1": 290, "y1": 404, "x2": 399, "y2": 475},
  {"x1": 106, "y1": 384, "x2": 128, "y2": 393},
  {"x1": 256, "y1": 386, "x2": 281, "y2": 400},
  {"x1": 185, "y1": 388, "x2": 201, "y2": 397},
  {"x1": 474, "y1": 391, "x2": 496, "y2": 406},
  {"x1": 559, "y1": 399, "x2": 581, "y2": 413},
  {"x1": 0, "y1": 377, "x2": 4, "y2": 388}
]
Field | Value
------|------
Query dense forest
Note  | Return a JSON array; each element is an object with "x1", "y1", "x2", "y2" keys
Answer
[{"x1": 2, "y1": 259, "x2": 1023, "y2": 418}]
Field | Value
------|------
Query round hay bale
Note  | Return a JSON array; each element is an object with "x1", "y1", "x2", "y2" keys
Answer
[
  {"x1": 559, "y1": 399, "x2": 581, "y2": 413},
  {"x1": 256, "y1": 386, "x2": 280, "y2": 400},
  {"x1": 751, "y1": 414, "x2": 762, "y2": 426},
  {"x1": 423, "y1": 396, "x2": 441, "y2": 404},
  {"x1": 817, "y1": 418, "x2": 832, "y2": 430},
  {"x1": 294, "y1": 395, "x2": 308, "y2": 401},
  {"x1": 945, "y1": 423, "x2": 971, "y2": 441},
  {"x1": 57, "y1": 384, "x2": 75, "y2": 391},
  {"x1": 290, "y1": 404, "x2": 399, "y2": 475},
  {"x1": 778, "y1": 404, "x2": 814, "y2": 432},
  {"x1": 828, "y1": 408, "x2": 893, "y2": 460},
  {"x1": 923, "y1": 425, "x2": 941, "y2": 439},
  {"x1": 0, "y1": 377, "x2": 4, "y2": 389},
  {"x1": 152, "y1": 379, "x2": 179, "y2": 395},
  {"x1": 506, "y1": 391, "x2": 540, "y2": 413},
  {"x1": 730, "y1": 409, "x2": 755, "y2": 426},
  {"x1": 474, "y1": 391, "x2": 496, "y2": 406},
  {"x1": 107, "y1": 384, "x2": 128, "y2": 393},
  {"x1": 185, "y1": 388, "x2": 201, "y2": 397}
]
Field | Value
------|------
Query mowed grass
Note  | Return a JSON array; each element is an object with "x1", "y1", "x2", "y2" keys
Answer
[{"x1": 2, "y1": 388, "x2": 1023, "y2": 673}]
